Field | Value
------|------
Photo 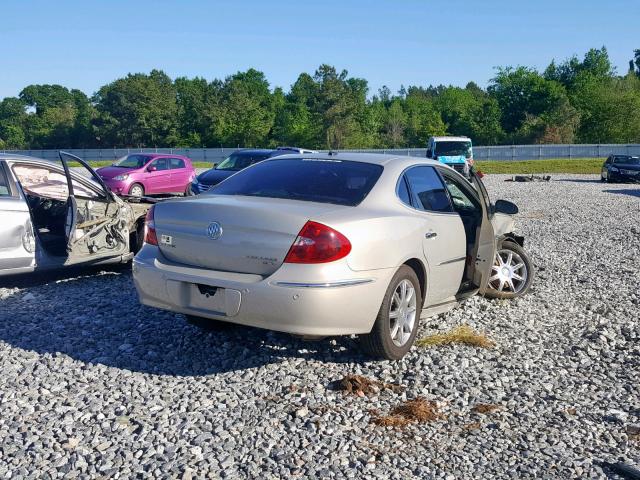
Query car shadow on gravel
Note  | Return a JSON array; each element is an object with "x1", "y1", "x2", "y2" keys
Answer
[
  {"x1": 0, "y1": 270, "x2": 370, "y2": 376},
  {"x1": 603, "y1": 188, "x2": 640, "y2": 198},
  {"x1": 555, "y1": 178, "x2": 603, "y2": 184}
]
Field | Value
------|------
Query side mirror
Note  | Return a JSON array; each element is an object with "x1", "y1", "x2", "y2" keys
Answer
[
  {"x1": 147, "y1": 165, "x2": 157, "y2": 172},
  {"x1": 494, "y1": 199, "x2": 519, "y2": 215},
  {"x1": 212, "y1": 163, "x2": 218, "y2": 168}
]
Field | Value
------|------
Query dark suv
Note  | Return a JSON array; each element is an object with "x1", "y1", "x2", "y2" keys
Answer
[
  {"x1": 601, "y1": 155, "x2": 640, "y2": 183},
  {"x1": 190, "y1": 148, "x2": 317, "y2": 194}
]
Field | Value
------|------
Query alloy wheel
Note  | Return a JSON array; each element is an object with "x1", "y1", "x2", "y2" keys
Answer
[
  {"x1": 389, "y1": 279, "x2": 417, "y2": 347},
  {"x1": 488, "y1": 249, "x2": 528, "y2": 294}
]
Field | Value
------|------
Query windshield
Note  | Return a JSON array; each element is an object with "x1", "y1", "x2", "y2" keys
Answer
[
  {"x1": 216, "y1": 153, "x2": 271, "y2": 171},
  {"x1": 613, "y1": 156, "x2": 640, "y2": 165},
  {"x1": 435, "y1": 141, "x2": 472, "y2": 157},
  {"x1": 115, "y1": 154, "x2": 152, "y2": 169},
  {"x1": 211, "y1": 158, "x2": 384, "y2": 206}
]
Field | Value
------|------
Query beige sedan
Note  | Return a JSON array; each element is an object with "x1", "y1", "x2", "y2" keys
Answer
[{"x1": 133, "y1": 153, "x2": 533, "y2": 359}]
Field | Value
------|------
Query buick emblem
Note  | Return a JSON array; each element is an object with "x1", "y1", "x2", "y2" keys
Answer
[{"x1": 206, "y1": 222, "x2": 223, "y2": 240}]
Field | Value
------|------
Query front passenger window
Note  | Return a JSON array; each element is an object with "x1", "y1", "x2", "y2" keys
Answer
[
  {"x1": 404, "y1": 166, "x2": 452, "y2": 213},
  {"x1": 151, "y1": 158, "x2": 169, "y2": 171}
]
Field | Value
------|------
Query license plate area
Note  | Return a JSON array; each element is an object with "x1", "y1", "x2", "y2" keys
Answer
[
  {"x1": 196, "y1": 284, "x2": 218, "y2": 297},
  {"x1": 190, "y1": 283, "x2": 226, "y2": 313}
]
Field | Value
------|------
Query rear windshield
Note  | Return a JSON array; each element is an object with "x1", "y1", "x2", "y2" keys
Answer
[
  {"x1": 613, "y1": 156, "x2": 640, "y2": 165},
  {"x1": 210, "y1": 158, "x2": 384, "y2": 206},
  {"x1": 215, "y1": 152, "x2": 271, "y2": 171}
]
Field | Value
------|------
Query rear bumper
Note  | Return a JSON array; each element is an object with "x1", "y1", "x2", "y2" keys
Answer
[{"x1": 132, "y1": 245, "x2": 394, "y2": 335}]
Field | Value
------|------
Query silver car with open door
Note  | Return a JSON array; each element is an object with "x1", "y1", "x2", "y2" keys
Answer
[
  {"x1": 0, "y1": 153, "x2": 154, "y2": 277},
  {"x1": 133, "y1": 153, "x2": 534, "y2": 359}
]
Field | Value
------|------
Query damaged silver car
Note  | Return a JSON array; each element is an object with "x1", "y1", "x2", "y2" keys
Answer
[{"x1": 0, "y1": 152, "x2": 154, "y2": 276}]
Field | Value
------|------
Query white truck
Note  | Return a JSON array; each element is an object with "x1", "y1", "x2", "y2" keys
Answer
[{"x1": 426, "y1": 136, "x2": 474, "y2": 177}]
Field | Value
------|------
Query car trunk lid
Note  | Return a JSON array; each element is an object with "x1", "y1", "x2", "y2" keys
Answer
[{"x1": 154, "y1": 195, "x2": 344, "y2": 275}]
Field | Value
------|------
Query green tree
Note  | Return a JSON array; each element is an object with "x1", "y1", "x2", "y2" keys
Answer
[
  {"x1": 213, "y1": 69, "x2": 275, "y2": 147},
  {"x1": 313, "y1": 65, "x2": 370, "y2": 149},
  {"x1": 93, "y1": 69, "x2": 178, "y2": 147},
  {"x1": 403, "y1": 90, "x2": 446, "y2": 146},
  {"x1": 0, "y1": 97, "x2": 27, "y2": 149},
  {"x1": 16, "y1": 84, "x2": 94, "y2": 148},
  {"x1": 571, "y1": 73, "x2": 640, "y2": 143},
  {"x1": 435, "y1": 86, "x2": 504, "y2": 145},
  {"x1": 174, "y1": 76, "x2": 212, "y2": 146},
  {"x1": 489, "y1": 66, "x2": 577, "y2": 142},
  {"x1": 271, "y1": 73, "x2": 323, "y2": 148},
  {"x1": 545, "y1": 47, "x2": 614, "y2": 88}
]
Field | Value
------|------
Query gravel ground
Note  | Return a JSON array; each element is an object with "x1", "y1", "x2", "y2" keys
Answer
[{"x1": 1, "y1": 174, "x2": 638, "y2": 479}]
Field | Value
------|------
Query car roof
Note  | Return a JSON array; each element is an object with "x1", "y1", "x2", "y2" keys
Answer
[
  {"x1": 233, "y1": 149, "x2": 275, "y2": 155},
  {"x1": 265, "y1": 151, "x2": 442, "y2": 167},
  {"x1": 431, "y1": 136, "x2": 471, "y2": 142},
  {"x1": 0, "y1": 153, "x2": 55, "y2": 163}
]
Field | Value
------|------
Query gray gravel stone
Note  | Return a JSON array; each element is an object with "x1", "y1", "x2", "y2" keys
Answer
[{"x1": 0, "y1": 174, "x2": 639, "y2": 478}]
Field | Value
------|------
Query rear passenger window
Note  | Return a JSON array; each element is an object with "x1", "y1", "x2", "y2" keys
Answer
[
  {"x1": 0, "y1": 167, "x2": 10, "y2": 196},
  {"x1": 397, "y1": 176, "x2": 411, "y2": 206},
  {"x1": 404, "y1": 166, "x2": 452, "y2": 213},
  {"x1": 170, "y1": 158, "x2": 185, "y2": 169}
]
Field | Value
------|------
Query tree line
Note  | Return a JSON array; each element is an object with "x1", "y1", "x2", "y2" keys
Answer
[{"x1": 1, "y1": 47, "x2": 640, "y2": 150}]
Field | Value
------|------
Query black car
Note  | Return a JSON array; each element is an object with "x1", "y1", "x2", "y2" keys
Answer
[
  {"x1": 601, "y1": 155, "x2": 640, "y2": 183},
  {"x1": 190, "y1": 148, "x2": 317, "y2": 194}
]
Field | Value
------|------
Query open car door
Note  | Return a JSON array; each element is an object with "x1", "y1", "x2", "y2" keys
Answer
[
  {"x1": 57, "y1": 152, "x2": 131, "y2": 264},
  {"x1": 58, "y1": 156, "x2": 78, "y2": 252},
  {"x1": 469, "y1": 168, "x2": 496, "y2": 295}
]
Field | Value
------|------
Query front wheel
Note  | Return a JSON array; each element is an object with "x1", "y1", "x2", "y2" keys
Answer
[
  {"x1": 484, "y1": 241, "x2": 534, "y2": 299},
  {"x1": 129, "y1": 183, "x2": 145, "y2": 197},
  {"x1": 359, "y1": 265, "x2": 422, "y2": 360}
]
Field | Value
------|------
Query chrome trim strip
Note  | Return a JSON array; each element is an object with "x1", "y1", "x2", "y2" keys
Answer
[
  {"x1": 439, "y1": 256, "x2": 466, "y2": 266},
  {"x1": 273, "y1": 279, "x2": 374, "y2": 288}
]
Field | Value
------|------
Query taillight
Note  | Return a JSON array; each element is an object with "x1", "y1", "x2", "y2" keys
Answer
[
  {"x1": 284, "y1": 221, "x2": 351, "y2": 264},
  {"x1": 144, "y1": 205, "x2": 158, "y2": 246}
]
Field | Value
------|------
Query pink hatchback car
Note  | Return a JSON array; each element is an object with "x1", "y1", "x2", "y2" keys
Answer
[{"x1": 97, "y1": 154, "x2": 196, "y2": 197}]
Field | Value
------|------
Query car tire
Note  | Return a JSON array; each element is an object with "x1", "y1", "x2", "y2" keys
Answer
[
  {"x1": 359, "y1": 265, "x2": 422, "y2": 360},
  {"x1": 184, "y1": 183, "x2": 193, "y2": 196},
  {"x1": 185, "y1": 314, "x2": 234, "y2": 331},
  {"x1": 484, "y1": 241, "x2": 534, "y2": 300},
  {"x1": 129, "y1": 183, "x2": 144, "y2": 197}
]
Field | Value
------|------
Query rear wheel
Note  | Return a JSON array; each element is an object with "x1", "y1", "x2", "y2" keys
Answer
[
  {"x1": 359, "y1": 266, "x2": 422, "y2": 360},
  {"x1": 185, "y1": 314, "x2": 234, "y2": 331},
  {"x1": 184, "y1": 183, "x2": 193, "y2": 196},
  {"x1": 484, "y1": 241, "x2": 534, "y2": 299},
  {"x1": 129, "y1": 183, "x2": 144, "y2": 197}
]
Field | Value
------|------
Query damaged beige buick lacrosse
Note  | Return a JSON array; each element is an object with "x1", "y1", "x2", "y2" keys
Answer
[{"x1": 133, "y1": 153, "x2": 534, "y2": 359}]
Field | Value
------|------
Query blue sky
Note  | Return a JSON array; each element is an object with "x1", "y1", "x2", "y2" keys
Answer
[{"x1": 1, "y1": 0, "x2": 638, "y2": 99}]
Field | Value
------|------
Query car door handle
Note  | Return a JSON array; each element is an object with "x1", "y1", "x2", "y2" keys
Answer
[{"x1": 425, "y1": 231, "x2": 438, "y2": 239}]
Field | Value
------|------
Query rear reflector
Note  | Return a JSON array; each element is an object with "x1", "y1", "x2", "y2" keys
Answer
[
  {"x1": 284, "y1": 221, "x2": 351, "y2": 264},
  {"x1": 144, "y1": 205, "x2": 158, "y2": 246}
]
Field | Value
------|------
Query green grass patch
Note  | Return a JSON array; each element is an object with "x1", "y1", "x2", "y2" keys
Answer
[
  {"x1": 476, "y1": 158, "x2": 602, "y2": 174},
  {"x1": 68, "y1": 157, "x2": 602, "y2": 174}
]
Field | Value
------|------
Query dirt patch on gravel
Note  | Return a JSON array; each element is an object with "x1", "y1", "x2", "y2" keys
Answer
[
  {"x1": 336, "y1": 375, "x2": 404, "y2": 396},
  {"x1": 471, "y1": 403, "x2": 501, "y2": 414},
  {"x1": 371, "y1": 398, "x2": 443, "y2": 428},
  {"x1": 416, "y1": 325, "x2": 495, "y2": 349}
]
